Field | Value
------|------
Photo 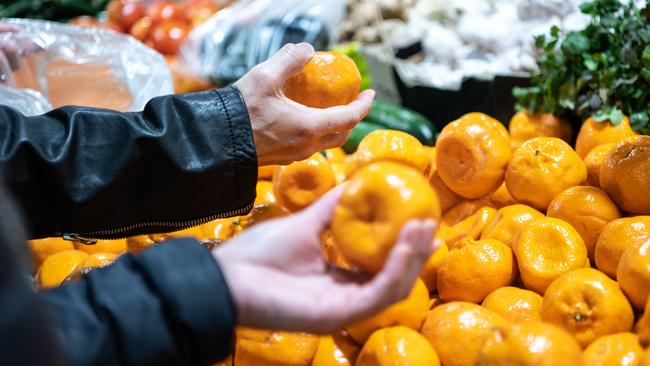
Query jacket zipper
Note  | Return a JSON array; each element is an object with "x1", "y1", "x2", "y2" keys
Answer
[{"x1": 61, "y1": 202, "x2": 254, "y2": 243}]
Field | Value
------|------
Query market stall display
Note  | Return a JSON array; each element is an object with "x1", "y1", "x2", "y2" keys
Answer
[{"x1": 10, "y1": 0, "x2": 650, "y2": 365}]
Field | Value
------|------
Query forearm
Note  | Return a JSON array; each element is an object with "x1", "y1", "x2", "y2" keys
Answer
[
  {"x1": 40, "y1": 238, "x2": 236, "y2": 366},
  {"x1": 0, "y1": 87, "x2": 257, "y2": 238}
]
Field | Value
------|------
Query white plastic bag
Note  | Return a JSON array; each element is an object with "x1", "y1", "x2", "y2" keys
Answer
[
  {"x1": 0, "y1": 18, "x2": 173, "y2": 115},
  {"x1": 181, "y1": 0, "x2": 346, "y2": 85}
]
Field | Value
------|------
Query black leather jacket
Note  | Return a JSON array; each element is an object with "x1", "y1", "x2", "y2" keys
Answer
[{"x1": 0, "y1": 87, "x2": 257, "y2": 365}]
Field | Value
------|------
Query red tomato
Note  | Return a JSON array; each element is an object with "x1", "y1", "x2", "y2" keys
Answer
[
  {"x1": 186, "y1": 3, "x2": 218, "y2": 26},
  {"x1": 150, "y1": 21, "x2": 189, "y2": 55},
  {"x1": 158, "y1": 3, "x2": 188, "y2": 23},
  {"x1": 69, "y1": 16, "x2": 97, "y2": 27},
  {"x1": 119, "y1": 2, "x2": 145, "y2": 29},
  {"x1": 129, "y1": 16, "x2": 153, "y2": 41},
  {"x1": 95, "y1": 21, "x2": 124, "y2": 33},
  {"x1": 106, "y1": 0, "x2": 124, "y2": 23}
]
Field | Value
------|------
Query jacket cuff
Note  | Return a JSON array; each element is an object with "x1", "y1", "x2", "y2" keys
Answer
[{"x1": 137, "y1": 237, "x2": 236, "y2": 363}]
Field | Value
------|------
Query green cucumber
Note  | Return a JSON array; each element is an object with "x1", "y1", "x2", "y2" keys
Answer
[
  {"x1": 365, "y1": 100, "x2": 436, "y2": 146},
  {"x1": 342, "y1": 120, "x2": 385, "y2": 154}
]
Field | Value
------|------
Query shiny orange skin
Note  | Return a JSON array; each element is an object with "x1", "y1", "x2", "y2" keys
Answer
[
  {"x1": 506, "y1": 137, "x2": 587, "y2": 211},
  {"x1": 354, "y1": 130, "x2": 430, "y2": 174},
  {"x1": 617, "y1": 241, "x2": 650, "y2": 310},
  {"x1": 356, "y1": 326, "x2": 440, "y2": 366},
  {"x1": 28, "y1": 237, "x2": 75, "y2": 266},
  {"x1": 600, "y1": 136, "x2": 650, "y2": 214},
  {"x1": 576, "y1": 116, "x2": 638, "y2": 158},
  {"x1": 440, "y1": 199, "x2": 494, "y2": 227},
  {"x1": 547, "y1": 186, "x2": 621, "y2": 261},
  {"x1": 595, "y1": 216, "x2": 650, "y2": 278},
  {"x1": 283, "y1": 51, "x2": 361, "y2": 109},
  {"x1": 75, "y1": 239, "x2": 127, "y2": 255},
  {"x1": 421, "y1": 302, "x2": 508, "y2": 366},
  {"x1": 475, "y1": 321, "x2": 583, "y2": 366},
  {"x1": 273, "y1": 153, "x2": 336, "y2": 212},
  {"x1": 642, "y1": 350, "x2": 650, "y2": 366},
  {"x1": 330, "y1": 162, "x2": 347, "y2": 185},
  {"x1": 637, "y1": 295, "x2": 650, "y2": 346},
  {"x1": 541, "y1": 268, "x2": 634, "y2": 347},
  {"x1": 486, "y1": 182, "x2": 519, "y2": 208},
  {"x1": 80, "y1": 252, "x2": 119, "y2": 269},
  {"x1": 323, "y1": 147, "x2": 346, "y2": 163},
  {"x1": 320, "y1": 230, "x2": 353, "y2": 269},
  {"x1": 346, "y1": 279, "x2": 429, "y2": 343},
  {"x1": 436, "y1": 112, "x2": 512, "y2": 199},
  {"x1": 255, "y1": 180, "x2": 276, "y2": 205},
  {"x1": 419, "y1": 240, "x2": 449, "y2": 292},
  {"x1": 480, "y1": 204, "x2": 545, "y2": 249},
  {"x1": 150, "y1": 21, "x2": 189, "y2": 55},
  {"x1": 126, "y1": 235, "x2": 157, "y2": 254},
  {"x1": 509, "y1": 111, "x2": 572, "y2": 150},
  {"x1": 515, "y1": 218, "x2": 589, "y2": 294},
  {"x1": 437, "y1": 238, "x2": 518, "y2": 303},
  {"x1": 481, "y1": 286, "x2": 543, "y2": 323},
  {"x1": 311, "y1": 332, "x2": 359, "y2": 366},
  {"x1": 258, "y1": 165, "x2": 278, "y2": 180},
  {"x1": 118, "y1": 1, "x2": 145, "y2": 29},
  {"x1": 583, "y1": 332, "x2": 643, "y2": 366},
  {"x1": 429, "y1": 172, "x2": 463, "y2": 213},
  {"x1": 35, "y1": 250, "x2": 89, "y2": 288},
  {"x1": 234, "y1": 327, "x2": 319, "y2": 366},
  {"x1": 332, "y1": 162, "x2": 440, "y2": 273},
  {"x1": 584, "y1": 143, "x2": 615, "y2": 187},
  {"x1": 439, "y1": 205, "x2": 497, "y2": 249},
  {"x1": 129, "y1": 16, "x2": 153, "y2": 41}
]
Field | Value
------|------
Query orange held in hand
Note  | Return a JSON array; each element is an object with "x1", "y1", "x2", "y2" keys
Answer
[
  {"x1": 541, "y1": 268, "x2": 634, "y2": 347},
  {"x1": 505, "y1": 137, "x2": 587, "y2": 211},
  {"x1": 273, "y1": 153, "x2": 336, "y2": 212},
  {"x1": 356, "y1": 326, "x2": 440, "y2": 366},
  {"x1": 283, "y1": 51, "x2": 361, "y2": 109},
  {"x1": 600, "y1": 136, "x2": 650, "y2": 214},
  {"x1": 331, "y1": 162, "x2": 440, "y2": 273},
  {"x1": 436, "y1": 112, "x2": 512, "y2": 199}
]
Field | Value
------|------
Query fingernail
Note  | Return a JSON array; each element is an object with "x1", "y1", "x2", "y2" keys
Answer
[{"x1": 296, "y1": 42, "x2": 315, "y2": 57}]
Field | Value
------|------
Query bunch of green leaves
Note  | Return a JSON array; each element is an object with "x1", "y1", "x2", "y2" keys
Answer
[
  {"x1": 0, "y1": 0, "x2": 109, "y2": 21},
  {"x1": 514, "y1": 0, "x2": 650, "y2": 134}
]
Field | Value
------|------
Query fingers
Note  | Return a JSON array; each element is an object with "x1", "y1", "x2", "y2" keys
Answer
[
  {"x1": 341, "y1": 219, "x2": 437, "y2": 322},
  {"x1": 307, "y1": 89, "x2": 375, "y2": 134},
  {"x1": 258, "y1": 43, "x2": 314, "y2": 87},
  {"x1": 300, "y1": 184, "x2": 348, "y2": 231},
  {"x1": 0, "y1": 24, "x2": 18, "y2": 33},
  {"x1": 316, "y1": 131, "x2": 351, "y2": 151}
]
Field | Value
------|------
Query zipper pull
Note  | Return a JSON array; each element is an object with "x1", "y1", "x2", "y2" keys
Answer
[{"x1": 63, "y1": 233, "x2": 97, "y2": 245}]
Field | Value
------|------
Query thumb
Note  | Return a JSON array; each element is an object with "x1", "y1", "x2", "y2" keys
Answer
[
  {"x1": 258, "y1": 43, "x2": 314, "y2": 86},
  {"x1": 300, "y1": 183, "x2": 348, "y2": 232}
]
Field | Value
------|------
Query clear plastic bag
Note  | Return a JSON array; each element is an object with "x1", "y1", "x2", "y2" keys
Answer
[
  {"x1": 182, "y1": 0, "x2": 346, "y2": 85},
  {"x1": 0, "y1": 18, "x2": 173, "y2": 115}
]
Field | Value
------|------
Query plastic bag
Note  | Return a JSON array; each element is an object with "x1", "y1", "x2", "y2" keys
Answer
[
  {"x1": 182, "y1": 0, "x2": 346, "y2": 85},
  {"x1": 0, "y1": 18, "x2": 173, "y2": 115}
]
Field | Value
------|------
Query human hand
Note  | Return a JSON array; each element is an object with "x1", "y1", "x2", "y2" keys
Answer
[
  {"x1": 234, "y1": 43, "x2": 375, "y2": 166},
  {"x1": 213, "y1": 185, "x2": 440, "y2": 333}
]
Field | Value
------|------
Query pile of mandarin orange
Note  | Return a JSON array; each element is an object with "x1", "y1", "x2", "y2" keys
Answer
[{"x1": 28, "y1": 52, "x2": 650, "y2": 365}]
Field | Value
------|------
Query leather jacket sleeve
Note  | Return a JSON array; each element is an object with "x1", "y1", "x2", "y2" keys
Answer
[
  {"x1": 40, "y1": 238, "x2": 236, "y2": 366},
  {"x1": 0, "y1": 86, "x2": 258, "y2": 239}
]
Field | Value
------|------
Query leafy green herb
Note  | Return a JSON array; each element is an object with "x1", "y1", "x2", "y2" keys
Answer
[{"x1": 514, "y1": 0, "x2": 650, "y2": 134}]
